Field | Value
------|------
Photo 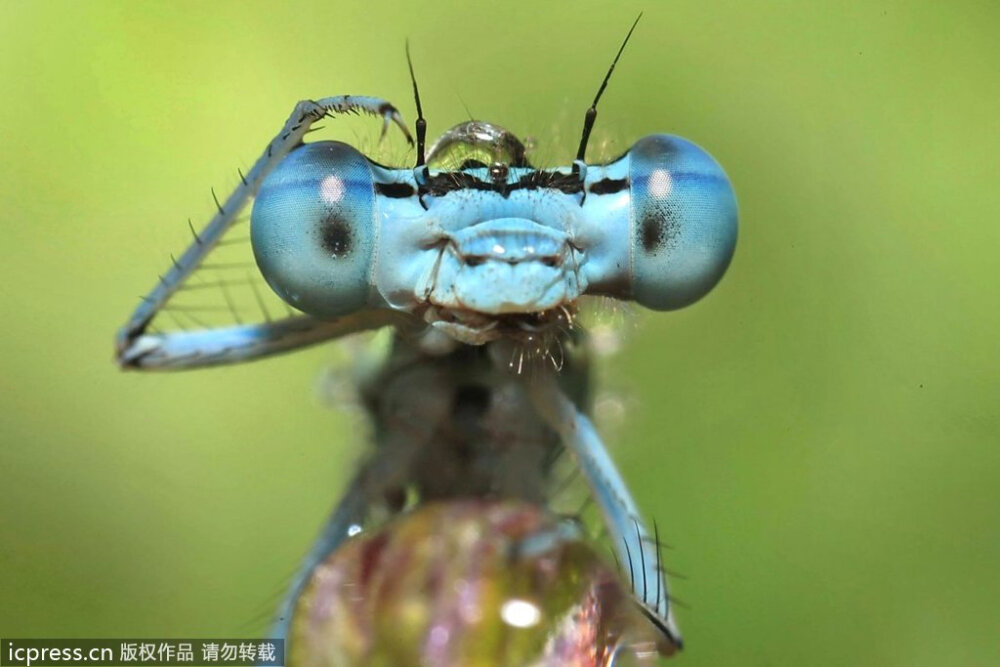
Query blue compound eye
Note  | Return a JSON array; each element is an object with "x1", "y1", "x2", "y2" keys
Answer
[
  {"x1": 629, "y1": 135, "x2": 738, "y2": 310},
  {"x1": 251, "y1": 141, "x2": 377, "y2": 318}
]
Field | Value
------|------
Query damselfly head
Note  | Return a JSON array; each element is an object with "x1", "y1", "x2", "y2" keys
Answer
[
  {"x1": 289, "y1": 500, "x2": 676, "y2": 666},
  {"x1": 117, "y1": 17, "x2": 735, "y2": 370},
  {"x1": 245, "y1": 18, "x2": 735, "y2": 352}
]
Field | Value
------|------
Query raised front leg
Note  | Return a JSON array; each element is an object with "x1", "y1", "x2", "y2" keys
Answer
[
  {"x1": 525, "y1": 373, "x2": 683, "y2": 651},
  {"x1": 116, "y1": 96, "x2": 413, "y2": 369}
]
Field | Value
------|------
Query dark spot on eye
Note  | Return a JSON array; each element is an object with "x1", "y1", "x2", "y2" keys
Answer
[
  {"x1": 321, "y1": 215, "x2": 352, "y2": 257},
  {"x1": 465, "y1": 256, "x2": 486, "y2": 267},
  {"x1": 641, "y1": 215, "x2": 665, "y2": 252},
  {"x1": 641, "y1": 207, "x2": 680, "y2": 254}
]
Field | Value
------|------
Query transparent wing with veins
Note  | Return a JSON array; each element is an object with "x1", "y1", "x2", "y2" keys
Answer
[{"x1": 115, "y1": 96, "x2": 419, "y2": 370}]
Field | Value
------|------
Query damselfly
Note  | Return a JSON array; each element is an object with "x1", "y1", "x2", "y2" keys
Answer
[{"x1": 115, "y1": 16, "x2": 737, "y2": 666}]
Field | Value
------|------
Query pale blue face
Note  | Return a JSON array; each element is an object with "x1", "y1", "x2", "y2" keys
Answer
[{"x1": 250, "y1": 122, "x2": 737, "y2": 344}]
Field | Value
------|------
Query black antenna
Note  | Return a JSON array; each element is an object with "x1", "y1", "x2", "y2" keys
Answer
[
  {"x1": 406, "y1": 41, "x2": 427, "y2": 167},
  {"x1": 575, "y1": 13, "x2": 642, "y2": 163}
]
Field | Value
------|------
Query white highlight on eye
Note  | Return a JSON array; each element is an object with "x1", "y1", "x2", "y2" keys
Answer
[
  {"x1": 648, "y1": 168, "x2": 672, "y2": 199},
  {"x1": 320, "y1": 175, "x2": 346, "y2": 203},
  {"x1": 492, "y1": 243, "x2": 506, "y2": 254},
  {"x1": 500, "y1": 598, "x2": 542, "y2": 628},
  {"x1": 346, "y1": 524, "x2": 363, "y2": 537}
]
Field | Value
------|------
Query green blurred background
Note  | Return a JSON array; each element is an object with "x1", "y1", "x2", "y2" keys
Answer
[{"x1": 1, "y1": 1, "x2": 997, "y2": 664}]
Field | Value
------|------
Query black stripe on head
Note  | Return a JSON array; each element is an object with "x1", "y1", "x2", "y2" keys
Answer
[
  {"x1": 589, "y1": 177, "x2": 628, "y2": 195},
  {"x1": 375, "y1": 182, "x2": 416, "y2": 198},
  {"x1": 423, "y1": 168, "x2": 585, "y2": 198}
]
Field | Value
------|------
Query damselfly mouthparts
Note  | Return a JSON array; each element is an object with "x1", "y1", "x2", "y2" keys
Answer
[{"x1": 115, "y1": 16, "x2": 737, "y2": 666}]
